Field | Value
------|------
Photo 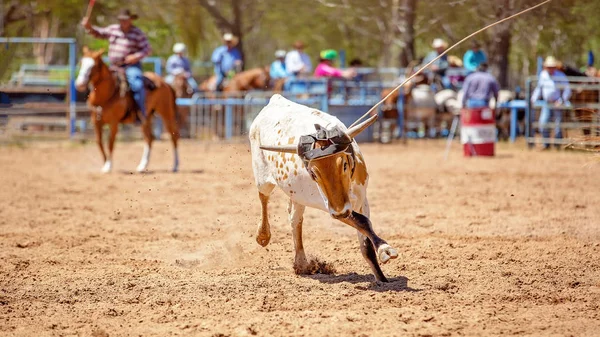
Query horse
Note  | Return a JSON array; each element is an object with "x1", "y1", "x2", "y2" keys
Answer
[
  {"x1": 170, "y1": 73, "x2": 194, "y2": 138},
  {"x1": 199, "y1": 67, "x2": 276, "y2": 93},
  {"x1": 75, "y1": 47, "x2": 179, "y2": 173}
]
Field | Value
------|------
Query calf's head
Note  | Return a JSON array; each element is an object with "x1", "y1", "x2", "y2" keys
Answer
[{"x1": 260, "y1": 114, "x2": 376, "y2": 219}]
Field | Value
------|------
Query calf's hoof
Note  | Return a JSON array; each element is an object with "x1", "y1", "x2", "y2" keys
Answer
[
  {"x1": 377, "y1": 244, "x2": 398, "y2": 264},
  {"x1": 256, "y1": 231, "x2": 271, "y2": 247}
]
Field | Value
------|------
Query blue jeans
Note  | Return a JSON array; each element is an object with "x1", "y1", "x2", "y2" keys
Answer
[
  {"x1": 466, "y1": 99, "x2": 488, "y2": 108},
  {"x1": 215, "y1": 72, "x2": 225, "y2": 91},
  {"x1": 125, "y1": 63, "x2": 146, "y2": 117},
  {"x1": 538, "y1": 103, "x2": 563, "y2": 147}
]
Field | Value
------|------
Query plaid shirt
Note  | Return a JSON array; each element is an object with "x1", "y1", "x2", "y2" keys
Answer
[{"x1": 88, "y1": 24, "x2": 150, "y2": 65}]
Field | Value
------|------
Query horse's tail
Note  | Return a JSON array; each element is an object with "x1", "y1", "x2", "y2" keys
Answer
[{"x1": 167, "y1": 85, "x2": 179, "y2": 119}]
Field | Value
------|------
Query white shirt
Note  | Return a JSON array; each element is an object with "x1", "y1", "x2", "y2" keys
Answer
[
  {"x1": 531, "y1": 70, "x2": 571, "y2": 103},
  {"x1": 285, "y1": 50, "x2": 312, "y2": 74}
]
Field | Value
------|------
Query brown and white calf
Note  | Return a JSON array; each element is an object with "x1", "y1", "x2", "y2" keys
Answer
[{"x1": 249, "y1": 94, "x2": 398, "y2": 282}]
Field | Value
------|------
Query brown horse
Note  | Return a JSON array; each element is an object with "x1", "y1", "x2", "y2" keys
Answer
[
  {"x1": 170, "y1": 73, "x2": 194, "y2": 138},
  {"x1": 75, "y1": 47, "x2": 179, "y2": 173},
  {"x1": 200, "y1": 67, "x2": 281, "y2": 93}
]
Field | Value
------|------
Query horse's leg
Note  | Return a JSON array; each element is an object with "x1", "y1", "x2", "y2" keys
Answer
[
  {"x1": 94, "y1": 120, "x2": 108, "y2": 172},
  {"x1": 137, "y1": 115, "x2": 153, "y2": 172},
  {"x1": 163, "y1": 109, "x2": 180, "y2": 172},
  {"x1": 152, "y1": 88, "x2": 180, "y2": 172},
  {"x1": 104, "y1": 122, "x2": 118, "y2": 173}
]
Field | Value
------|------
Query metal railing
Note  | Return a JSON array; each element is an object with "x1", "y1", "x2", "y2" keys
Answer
[{"x1": 525, "y1": 76, "x2": 600, "y2": 148}]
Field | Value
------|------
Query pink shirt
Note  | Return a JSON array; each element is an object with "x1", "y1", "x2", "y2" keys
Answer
[{"x1": 314, "y1": 62, "x2": 343, "y2": 78}]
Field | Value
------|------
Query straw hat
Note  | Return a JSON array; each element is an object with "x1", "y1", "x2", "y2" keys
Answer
[
  {"x1": 543, "y1": 56, "x2": 559, "y2": 68},
  {"x1": 173, "y1": 43, "x2": 186, "y2": 53},
  {"x1": 275, "y1": 50, "x2": 287, "y2": 58},
  {"x1": 432, "y1": 38, "x2": 448, "y2": 49},
  {"x1": 448, "y1": 55, "x2": 463, "y2": 67}
]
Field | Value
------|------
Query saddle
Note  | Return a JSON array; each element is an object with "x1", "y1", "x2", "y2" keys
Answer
[
  {"x1": 110, "y1": 67, "x2": 157, "y2": 122},
  {"x1": 110, "y1": 67, "x2": 157, "y2": 98}
]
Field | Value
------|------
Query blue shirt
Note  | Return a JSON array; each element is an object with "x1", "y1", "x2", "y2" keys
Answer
[
  {"x1": 531, "y1": 70, "x2": 571, "y2": 103},
  {"x1": 211, "y1": 45, "x2": 243, "y2": 75},
  {"x1": 269, "y1": 60, "x2": 287, "y2": 79},
  {"x1": 422, "y1": 51, "x2": 448, "y2": 71},
  {"x1": 461, "y1": 71, "x2": 500, "y2": 106},
  {"x1": 166, "y1": 55, "x2": 192, "y2": 75},
  {"x1": 463, "y1": 50, "x2": 487, "y2": 72}
]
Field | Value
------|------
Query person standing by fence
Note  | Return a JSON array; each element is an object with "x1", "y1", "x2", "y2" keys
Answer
[
  {"x1": 531, "y1": 56, "x2": 571, "y2": 150},
  {"x1": 285, "y1": 41, "x2": 312, "y2": 77}
]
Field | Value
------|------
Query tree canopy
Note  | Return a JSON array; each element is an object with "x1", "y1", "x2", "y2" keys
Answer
[{"x1": 2, "y1": 0, "x2": 599, "y2": 87}]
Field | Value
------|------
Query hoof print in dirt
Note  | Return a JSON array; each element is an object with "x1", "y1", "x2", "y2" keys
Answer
[{"x1": 294, "y1": 257, "x2": 336, "y2": 275}]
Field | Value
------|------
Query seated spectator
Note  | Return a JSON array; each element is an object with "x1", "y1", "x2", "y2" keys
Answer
[
  {"x1": 422, "y1": 38, "x2": 450, "y2": 89},
  {"x1": 463, "y1": 41, "x2": 487, "y2": 73},
  {"x1": 348, "y1": 58, "x2": 365, "y2": 81},
  {"x1": 314, "y1": 49, "x2": 356, "y2": 79},
  {"x1": 165, "y1": 43, "x2": 198, "y2": 92},
  {"x1": 447, "y1": 55, "x2": 466, "y2": 89},
  {"x1": 270, "y1": 50, "x2": 288, "y2": 80}
]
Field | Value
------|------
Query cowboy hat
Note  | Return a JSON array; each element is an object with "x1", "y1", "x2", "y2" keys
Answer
[
  {"x1": 448, "y1": 55, "x2": 463, "y2": 67},
  {"x1": 432, "y1": 38, "x2": 448, "y2": 49},
  {"x1": 275, "y1": 50, "x2": 287, "y2": 58},
  {"x1": 173, "y1": 43, "x2": 186, "y2": 53},
  {"x1": 543, "y1": 56, "x2": 559, "y2": 68},
  {"x1": 117, "y1": 9, "x2": 138, "y2": 20},
  {"x1": 223, "y1": 33, "x2": 239, "y2": 46},
  {"x1": 293, "y1": 40, "x2": 306, "y2": 49}
]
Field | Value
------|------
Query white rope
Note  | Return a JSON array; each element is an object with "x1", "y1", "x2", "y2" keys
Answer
[{"x1": 349, "y1": 0, "x2": 553, "y2": 128}]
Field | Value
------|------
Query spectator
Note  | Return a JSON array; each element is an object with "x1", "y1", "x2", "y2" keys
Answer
[
  {"x1": 531, "y1": 56, "x2": 571, "y2": 150},
  {"x1": 461, "y1": 62, "x2": 499, "y2": 108},
  {"x1": 211, "y1": 33, "x2": 243, "y2": 91},
  {"x1": 165, "y1": 43, "x2": 198, "y2": 92},
  {"x1": 285, "y1": 40, "x2": 312, "y2": 77},
  {"x1": 270, "y1": 50, "x2": 288, "y2": 80},
  {"x1": 422, "y1": 38, "x2": 450, "y2": 88},
  {"x1": 463, "y1": 41, "x2": 487, "y2": 73},
  {"x1": 81, "y1": 9, "x2": 150, "y2": 119},
  {"x1": 314, "y1": 49, "x2": 356, "y2": 79}
]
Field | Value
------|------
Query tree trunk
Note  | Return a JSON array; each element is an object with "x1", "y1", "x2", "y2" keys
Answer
[
  {"x1": 488, "y1": 0, "x2": 513, "y2": 88},
  {"x1": 231, "y1": 0, "x2": 244, "y2": 69},
  {"x1": 399, "y1": 0, "x2": 416, "y2": 67}
]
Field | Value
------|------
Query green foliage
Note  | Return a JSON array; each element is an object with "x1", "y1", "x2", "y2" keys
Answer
[{"x1": 2, "y1": 0, "x2": 600, "y2": 85}]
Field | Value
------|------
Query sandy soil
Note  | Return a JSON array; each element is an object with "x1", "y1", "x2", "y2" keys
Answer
[{"x1": 1, "y1": 139, "x2": 600, "y2": 337}]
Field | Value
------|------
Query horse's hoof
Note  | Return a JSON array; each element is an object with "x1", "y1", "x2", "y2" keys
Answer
[
  {"x1": 136, "y1": 164, "x2": 147, "y2": 173},
  {"x1": 101, "y1": 161, "x2": 112, "y2": 173},
  {"x1": 377, "y1": 244, "x2": 398, "y2": 264}
]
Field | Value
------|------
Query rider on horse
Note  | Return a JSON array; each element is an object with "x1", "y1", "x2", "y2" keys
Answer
[
  {"x1": 211, "y1": 33, "x2": 243, "y2": 91},
  {"x1": 165, "y1": 43, "x2": 198, "y2": 92},
  {"x1": 81, "y1": 9, "x2": 151, "y2": 120}
]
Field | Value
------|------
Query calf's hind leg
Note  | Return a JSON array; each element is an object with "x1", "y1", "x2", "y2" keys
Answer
[
  {"x1": 288, "y1": 200, "x2": 309, "y2": 273},
  {"x1": 256, "y1": 184, "x2": 275, "y2": 247}
]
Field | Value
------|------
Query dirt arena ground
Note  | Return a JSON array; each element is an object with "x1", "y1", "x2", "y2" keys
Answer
[{"x1": 1, "y1": 139, "x2": 600, "y2": 337}]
